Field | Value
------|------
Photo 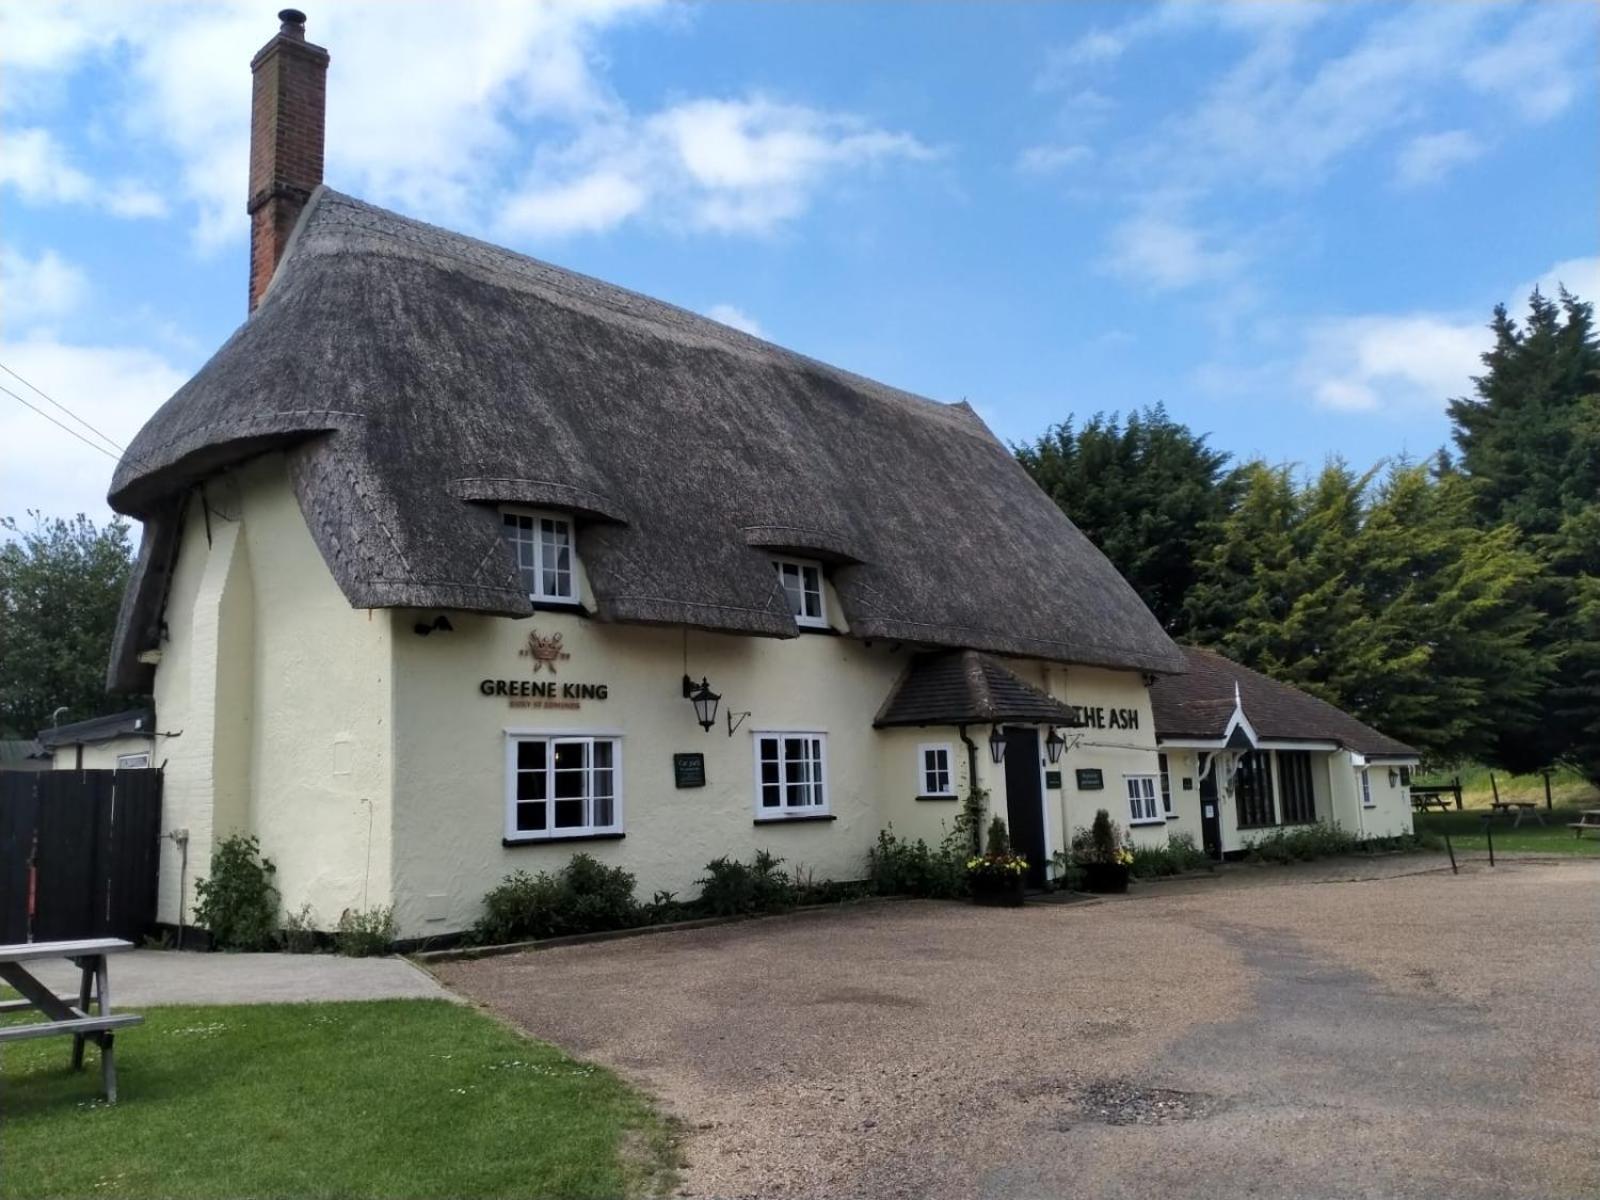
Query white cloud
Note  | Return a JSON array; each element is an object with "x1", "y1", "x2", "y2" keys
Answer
[
  {"x1": 1, "y1": 247, "x2": 90, "y2": 323},
  {"x1": 2, "y1": 1, "x2": 930, "y2": 248},
  {"x1": 1017, "y1": 143, "x2": 1092, "y2": 174},
  {"x1": 1394, "y1": 130, "x2": 1485, "y2": 189},
  {"x1": 1462, "y1": 2, "x2": 1596, "y2": 122},
  {"x1": 1302, "y1": 314, "x2": 1486, "y2": 413},
  {"x1": 0, "y1": 335, "x2": 189, "y2": 525},
  {"x1": 1103, "y1": 210, "x2": 1244, "y2": 292},
  {"x1": 500, "y1": 171, "x2": 647, "y2": 238},
  {"x1": 1523, "y1": 256, "x2": 1600, "y2": 305},
  {"x1": 703, "y1": 304, "x2": 765, "y2": 338},
  {"x1": 0, "y1": 128, "x2": 94, "y2": 205}
]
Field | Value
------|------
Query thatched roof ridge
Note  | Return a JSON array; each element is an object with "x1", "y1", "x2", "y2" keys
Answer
[{"x1": 107, "y1": 188, "x2": 1185, "y2": 690}]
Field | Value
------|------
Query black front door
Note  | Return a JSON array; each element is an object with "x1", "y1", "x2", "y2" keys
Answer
[
  {"x1": 1002, "y1": 727, "x2": 1048, "y2": 888},
  {"x1": 1198, "y1": 770, "x2": 1223, "y2": 860}
]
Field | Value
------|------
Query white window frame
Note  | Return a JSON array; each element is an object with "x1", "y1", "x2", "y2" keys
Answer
[
  {"x1": 1158, "y1": 752, "x2": 1174, "y2": 818},
  {"x1": 771, "y1": 557, "x2": 827, "y2": 629},
  {"x1": 502, "y1": 509, "x2": 579, "y2": 604},
  {"x1": 917, "y1": 743, "x2": 955, "y2": 797},
  {"x1": 504, "y1": 733, "x2": 623, "y2": 842},
  {"x1": 115, "y1": 752, "x2": 150, "y2": 770},
  {"x1": 1126, "y1": 773, "x2": 1163, "y2": 826},
  {"x1": 1358, "y1": 767, "x2": 1374, "y2": 809},
  {"x1": 753, "y1": 731, "x2": 829, "y2": 817}
]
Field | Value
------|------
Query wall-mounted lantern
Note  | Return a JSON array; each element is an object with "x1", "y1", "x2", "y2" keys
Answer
[
  {"x1": 1388, "y1": 767, "x2": 1400, "y2": 787},
  {"x1": 682, "y1": 675, "x2": 721, "y2": 732},
  {"x1": 988, "y1": 725, "x2": 1006, "y2": 764},
  {"x1": 1044, "y1": 726, "x2": 1066, "y2": 764}
]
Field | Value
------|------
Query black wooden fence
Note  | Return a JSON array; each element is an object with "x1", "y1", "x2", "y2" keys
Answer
[{"x1": 0, "y1": 769, "x2": 162, "y2": 943}]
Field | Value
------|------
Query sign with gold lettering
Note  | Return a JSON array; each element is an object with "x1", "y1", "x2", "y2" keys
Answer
[{"x1": 481, "y1": 629, "x2": 608, "y2": 708}]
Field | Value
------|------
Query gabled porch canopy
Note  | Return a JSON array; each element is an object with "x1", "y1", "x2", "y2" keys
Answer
[{"x1": 873, "y1": 650, "x2": 1078, "y2": 728}]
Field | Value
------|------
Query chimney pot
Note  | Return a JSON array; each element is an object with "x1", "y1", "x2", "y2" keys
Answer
[{"x1": 247, "y1": 10, "x2": 328, "y2": 312}]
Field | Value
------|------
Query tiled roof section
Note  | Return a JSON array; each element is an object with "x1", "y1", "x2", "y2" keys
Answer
[
  {"x1": 1150, "y1": 647, "x2": 1418, "y2": 758},
  {"x1": 875, "y1": 650, "x2": 1079, "y2": 728},
  {"x1": 36, "y1": 709, "x2": 155, "y2": 748}
]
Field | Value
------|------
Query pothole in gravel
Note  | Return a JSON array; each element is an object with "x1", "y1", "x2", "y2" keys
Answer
[{"x1": 1062, "y1": 1079, "x2": 1220, "y2": 1127}]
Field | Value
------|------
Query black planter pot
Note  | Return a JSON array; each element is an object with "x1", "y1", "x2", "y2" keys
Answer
[
  {"x1": 969, "y1": 872, "x2": 1027, "y2": 907},
  {"x1": 1082, "y1": 862, "x2": 1130, "y2": 894}
]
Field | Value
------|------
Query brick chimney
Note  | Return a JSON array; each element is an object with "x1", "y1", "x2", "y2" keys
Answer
[{"x1": 246, "y1": 9, "x2": 329, "y2": 312}]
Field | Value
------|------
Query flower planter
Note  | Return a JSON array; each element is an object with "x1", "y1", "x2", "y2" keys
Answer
[
  {"x1": 1081, "y1": 862, "x2": 1130, "y2": 894},
  {"x1": 969, "y1": 873, "x2": 1027, "y2": 907}
]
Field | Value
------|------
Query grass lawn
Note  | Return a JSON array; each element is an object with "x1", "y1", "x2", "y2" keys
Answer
[
  {"x1": 0, "y1": 999, "x2": 676, "y2": 1199},
  {"x1": 1415, "y1": 804, "x2": 1600, "y2": 857}
]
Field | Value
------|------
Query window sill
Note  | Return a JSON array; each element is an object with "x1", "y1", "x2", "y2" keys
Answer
[
  {"x1": 1129, "y1": 818, "x2": 1166, "y2": 828},
  {"x1": 1237, "y1": 824, "x2": 1277, "y2": 831},
  {"x1": 915, "y1": 794, "x2": 958, "y2": 802},
  {"x1": 753, "y1": 813, "x2": 837, "y2": 825},
  {"x1": 503, "y1": 831, "x2": 625, "y2": 847},
  {"x1": 528, "y1": 599, "x2": 587, "y2": 615},
  {"x1": 796, "y1": 624, "x2": 840, "y2": 635}
]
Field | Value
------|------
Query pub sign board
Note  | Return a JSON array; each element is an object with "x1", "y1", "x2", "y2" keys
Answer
[
  {"x1": 1075, "y1": 768, "x2": 1105, "y2": 791},
  {"x1": 674, "y1": 753, "x2": 707, "y2": 789}
]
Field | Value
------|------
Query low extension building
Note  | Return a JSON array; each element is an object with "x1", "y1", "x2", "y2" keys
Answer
[
  {"x1": 1151, "y1": 648, "x2": 1419, "y2": 857},
  {"x1": 36, "y1": 710, "x2": 159, "y2": 772}
]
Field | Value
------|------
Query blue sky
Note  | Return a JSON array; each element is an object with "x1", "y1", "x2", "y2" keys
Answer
[{"x1": 2, "y1": 0, "x2": 1596, "y2": 528}]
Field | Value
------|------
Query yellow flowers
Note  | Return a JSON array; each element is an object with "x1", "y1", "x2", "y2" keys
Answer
[
  {"x1": 1114, "y1": 848, "x2": 1135, "y2": 867},
  {"x1": 967, "y1": 853, "x2": 1028, "y2": 876}
]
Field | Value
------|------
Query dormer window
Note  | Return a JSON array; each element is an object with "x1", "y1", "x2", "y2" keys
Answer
[
  {"x1": 772, "y1": 557, "x2": 827, "y2": 628},
  {"x1": 502, "y1": 511, "x2": 577, "y2": 603}
]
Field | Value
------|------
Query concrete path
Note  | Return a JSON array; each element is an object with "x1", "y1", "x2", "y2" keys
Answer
[{"x1": 27, "y1": 950, "x2": 453, "y2": 1006}]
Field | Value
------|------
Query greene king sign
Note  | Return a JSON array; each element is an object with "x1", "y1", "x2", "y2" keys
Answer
[{"x1": 479, "y1": 629, "x2": 610, "y2": 709}]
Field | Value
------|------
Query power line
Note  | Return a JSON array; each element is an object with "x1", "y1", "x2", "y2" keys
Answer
[
  {"x1": 0, "y1": 359, "x2": 125, "y2": 456},
  {"x1": 0, "y1": 381, "x2": 123, "y2": 463}
]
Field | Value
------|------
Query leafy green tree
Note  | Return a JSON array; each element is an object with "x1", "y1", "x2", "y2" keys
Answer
[
  {"x1": 1449, "y1": 289, "x2": 1600, "y2": 781},
  {"x1": 1017, "y1": 404, "x2": 1239, "y2": 632},
  {"x1": 1184, "y1": 462, "x2": 1549, "y2": 763},
  {"x1": 0, "y1": 511, "x2": 141, "y2": 737}
]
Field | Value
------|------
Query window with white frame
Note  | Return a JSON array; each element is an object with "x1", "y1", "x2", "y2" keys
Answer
[
  {"x1": 116, "y1": 753, "x2": 150, "y2": 770},
  {"x1": 1126, "y1": 774, "x2": 1162, "y2": 825},
  {"x1": 1158, "y1": 752, "x2": 1173, "y2": 817},
  {"x1": 506, "y1": 735, "x2": 620, "y2": 840},
  {"x1": 772, "y1": 558, "x2": 827, "y2": 628},
  {"x1": 502, "y1": 511, "x2": 578, "y2": 603},
  {"x1": 1358, "y1": 767, "x2": 1374, "y2": 808},
  {"x1": 755, "y1": 732, "x2": 828, "y2": 816},
  {"x1": 918, "y1": 743, "x2": 954, "y2": 797}
]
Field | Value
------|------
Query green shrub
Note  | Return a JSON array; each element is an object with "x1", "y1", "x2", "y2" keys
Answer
[
  {"x1": 984, "y1": 816, "x2": 1012, "y2": 856},
  {"x1": 1245, "y1": 824, "x2": 1361, "y2": 863},
  {"x1": 334, "y1": 905, "x2": 396, "y2": 957},
  {"x1": 867, "y1": 824, "x2": 968, "y2": 899},
  {"x1": 1069, "y1": 810, "x2": 1130, "y2": 866},
  {"x1": 194, "y1": 834, "x2": 280, "y2": 951},
  {"x1": 473, "y1": 854, "x2": 641, "y2": 944},
  {"x1": 696, "y1": 850, "x2": 794, "y2": 917},
  {"x1": 279, "y1": 902, "x2": 319, "y2": 954},
  {"x1": 1129, "y1": 832, "x2": 1212, "y2": 879}
]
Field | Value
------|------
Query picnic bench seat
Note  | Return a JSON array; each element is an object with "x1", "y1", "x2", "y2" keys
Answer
[
  {"x1": 1411, "y1": 793, "x2": 1455, "y2": 812},
  {"x1": 0, "y1": 938, "x2": 143, "y2": 1101},
  {"x1": 1569, "y1": 810, "x2": 1600, "y2": 839}
]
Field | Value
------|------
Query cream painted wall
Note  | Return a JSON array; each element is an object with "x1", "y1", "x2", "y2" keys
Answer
[
  {"x1": 49, "y1": 735, "x2": 158, "y2": 770},
  {"x1": 388, "y1": 612, "x2": 914, "y2": 937},
  {"x1": 148, "y1": 455, "x2": 393, "y2": 933}
]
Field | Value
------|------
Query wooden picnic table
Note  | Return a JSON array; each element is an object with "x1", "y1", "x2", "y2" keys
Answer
[
  {"x1": 1570, "y1": 809, "x2": 1600, "y2": 839},
  {"x1": 0, "y1": 938, "x2": 144, "y2": 1102},
  {"x1": 1487, "y1": 800, "x2": 1545, "y2": 828}
]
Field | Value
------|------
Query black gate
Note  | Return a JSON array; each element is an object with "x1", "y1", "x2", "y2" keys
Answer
[{"x1": 0, "y1": 769, "x2": 162, "y2": 943}]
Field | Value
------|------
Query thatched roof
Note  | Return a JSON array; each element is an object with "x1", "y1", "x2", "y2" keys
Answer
[
  {"x1": 875, "y1": 650, "x2": 1079, "y2": 728},
  {"x1": 1151, "y1": 647, "x2": 1418, "y2": 759},
  {"x1": 107, "y1": 188, "x2": 1184, "y2": 690}
]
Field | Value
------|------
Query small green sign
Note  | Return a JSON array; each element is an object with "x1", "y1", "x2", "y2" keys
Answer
[
  {"x1": 1075, "y1": 768, "x2": 1104, "y2": 791},
  {"x1": 673, "y1": 752, "x2": 706, "y2": 789}
]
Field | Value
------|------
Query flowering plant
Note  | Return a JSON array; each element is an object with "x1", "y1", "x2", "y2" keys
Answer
[
  {"x1": 965, "y1": 853, "x2": 1028, "y2": 878},
  {"x1": 1070, "y1": 809, "x2": 1133, "y2": 866}
]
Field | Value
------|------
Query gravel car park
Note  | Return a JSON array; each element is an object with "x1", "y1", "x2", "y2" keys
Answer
[{"x1": 440, "y1": 857, "x2": 1600, "y2": 1200}]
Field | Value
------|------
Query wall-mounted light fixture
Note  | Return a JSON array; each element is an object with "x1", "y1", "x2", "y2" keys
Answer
[
  {"x1": 682, "y1": 675, "x2": 721, "y2": 732},
  {"x1": 412, "y1": 614, "x2": 454, "y2": 637},
  {"x1": 988, "y1": 725, "x2": 1006, "y2": 764},
  {"x1": 1044, "y1": 726, "x2": 1066, "y2": 764},
  {"x1": 1388, "y1": 767, "x2": 1400, "y2": 787}
]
